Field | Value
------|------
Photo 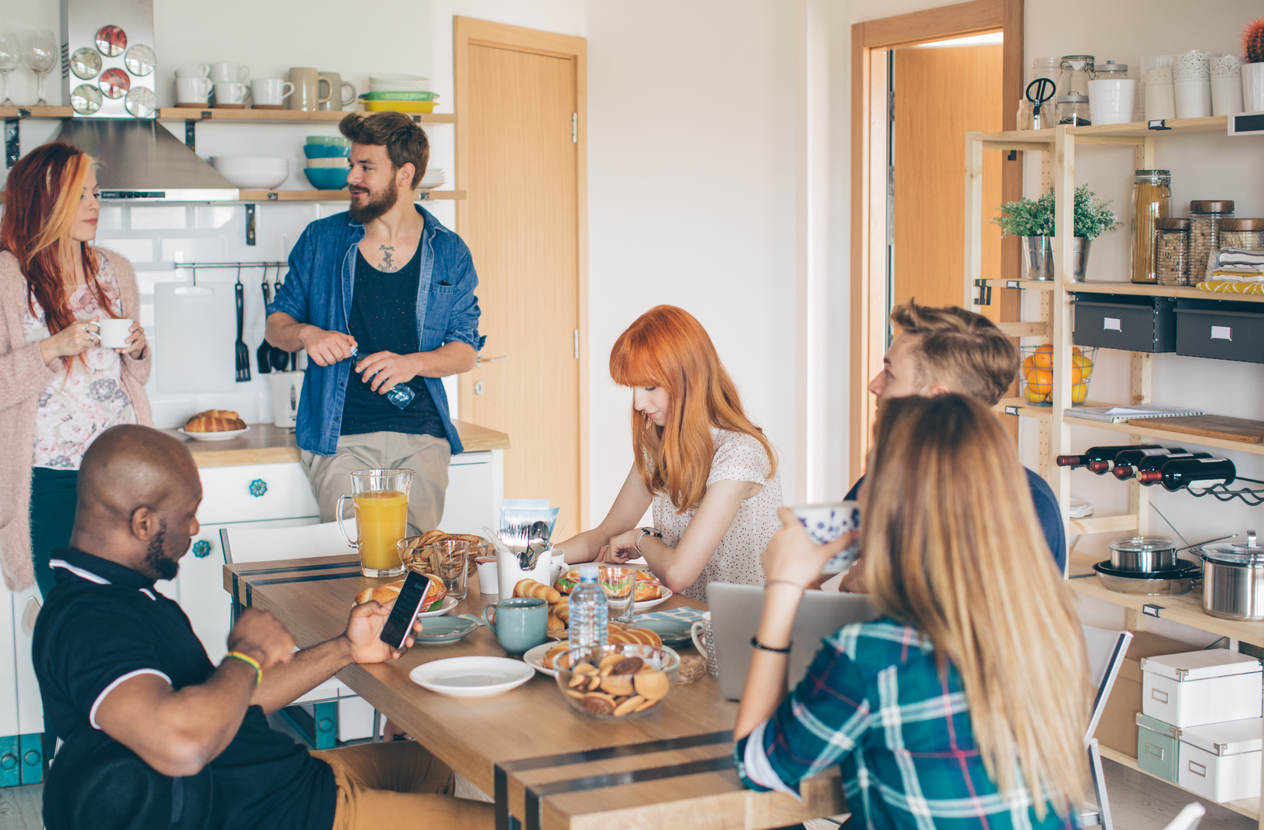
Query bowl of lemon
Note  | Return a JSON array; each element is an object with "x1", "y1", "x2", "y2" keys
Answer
[{"x1": 1019, "y1": 344, "x2": 1097, "y2": 406}]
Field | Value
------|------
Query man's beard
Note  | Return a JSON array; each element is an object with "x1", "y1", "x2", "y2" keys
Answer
[
  {"x1": 348, "y1": 182, "x2": 400, "y2": 224},
  {"x1": 143, "y1": 520, "x2": 179, "y2": 581}
]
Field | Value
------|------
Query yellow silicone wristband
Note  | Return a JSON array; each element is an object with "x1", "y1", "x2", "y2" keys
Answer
[{"x1": 224, "y1": 651, "x2": 263, "y2": 687}]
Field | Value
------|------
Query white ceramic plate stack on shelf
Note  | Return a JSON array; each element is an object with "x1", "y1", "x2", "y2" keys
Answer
[
  {"x1": 418, "y1": 167, "x2": 446, "y2": 191},
  {"x1": 210, "y1": 156, "x2": 289, "y2": 189}
]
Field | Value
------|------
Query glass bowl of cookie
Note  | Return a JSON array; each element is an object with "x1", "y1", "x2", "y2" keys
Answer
[{"x1": 553, "y1": 643, "x2": 679, "y2": 719}]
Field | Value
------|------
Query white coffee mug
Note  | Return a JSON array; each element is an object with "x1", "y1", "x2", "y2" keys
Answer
[
  {"x1": 175, "y1": 64, "x2": 209, "y2": 79},
  {"x1": 251, "y1": 78, "x2": 295, "y2": 106},
  {"x1": 213, "y1": 81, "x2": 250, "y2": 106},
  {"x1": 690, "y1": 612, "x2": 718, "y2": 677},
  {"x1": 97, "y1": 318, "x2": 134, "y2": 349},
  {"x1": 208, "y1": 62, "x2": 250, "y2": 84},
  {"x1": 175, "y1": 77, "x2": 213, "y2": 104}
]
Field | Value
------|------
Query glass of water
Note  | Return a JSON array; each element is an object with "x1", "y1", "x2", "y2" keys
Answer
[{"x1": 599, "y1": 566, "x2": 636, "y2": 624}]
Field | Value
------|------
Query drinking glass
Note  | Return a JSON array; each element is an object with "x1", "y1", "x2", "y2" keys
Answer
[
  {"x1": 599, "y1": 566, "x2": 636, "y2": 624},
  {"x1": 0, "y1": 34, "x2": 20, "y2": 106},
  {"x1": 400, "y1": 537, "x2": 470, "y2": 600},
  {"x1": 23, "y1": 29, "x2": 56, "y2": 106},
  {"x1": 336, "y1": 468, "x2": 414, "y2": 577}
]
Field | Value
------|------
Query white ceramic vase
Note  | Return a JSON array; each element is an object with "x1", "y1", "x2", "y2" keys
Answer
[{"x1": 1243, "y1": 62, "x2": 1264, "y2": 113}]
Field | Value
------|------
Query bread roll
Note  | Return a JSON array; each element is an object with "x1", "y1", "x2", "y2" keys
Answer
[
  {"x1": 185, "y1": 409, "x2": 246, "y2": 433},
  {"x1": 513, "y1": 579, "x2": 562, "y2": 605},
  {"x1": 355, "y1": 579, "x2": 405, "y2": 606},
  {"x1": 553, "y1": 596, "x2": 570, "y2": 624},
  {"x1": 547, "y1": 613, "x2": 566, "y2": 638},
  {"x1": 607, "y1": 627, "x2": 662, "y2": 648}
]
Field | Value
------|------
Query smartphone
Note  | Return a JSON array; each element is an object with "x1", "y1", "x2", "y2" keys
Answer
[
  {"x1": 791, "y1": 501, "x2": 861, "y2": 575},
  {"x1": 379, "y1": 570, "x2": 431, "y2": 649}
]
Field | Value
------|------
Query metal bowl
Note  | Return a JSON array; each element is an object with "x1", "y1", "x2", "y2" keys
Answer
[
  {"x1": 1093, "y1": 560, "x2": 1199, "y2": 596},
  {"x1": 1108, "y1": 536, "x2": 1178, "y2": 572}
]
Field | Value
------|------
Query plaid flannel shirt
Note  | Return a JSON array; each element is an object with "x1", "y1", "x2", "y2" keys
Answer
[{"x1": 734, "y1": 617, "x2": 1077, "y2": 829}]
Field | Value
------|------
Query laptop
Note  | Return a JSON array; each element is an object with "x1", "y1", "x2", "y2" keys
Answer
[{"x1": 706, "y1": 582, "x2": 879, "y2": 701}]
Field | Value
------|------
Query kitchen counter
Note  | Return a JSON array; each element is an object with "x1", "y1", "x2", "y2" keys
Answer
[{"x1": 164, "y1": 421, "x2": 511, "y2": 468}]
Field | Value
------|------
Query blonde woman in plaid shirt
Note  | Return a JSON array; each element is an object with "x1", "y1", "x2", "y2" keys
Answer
[{"x1": 735, "y1": 394, "x2": 1089, "y2": 828}]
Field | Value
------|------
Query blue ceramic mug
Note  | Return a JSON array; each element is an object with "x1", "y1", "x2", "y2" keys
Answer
[
  {"x1": 482, "y1": 597, "x2": 548, "y2": 656},
  {"x1": 791, "y1": 501, "x2": 861, "y2": 574}
]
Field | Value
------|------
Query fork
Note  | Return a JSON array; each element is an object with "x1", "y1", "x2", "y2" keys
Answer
[{"x1": 234, "y1": 266, "x2": 250, "y2": 382}]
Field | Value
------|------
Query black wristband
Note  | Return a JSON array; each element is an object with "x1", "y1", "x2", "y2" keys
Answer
[{"x1": 750, "y1": 635, "x2": 791, "y2": 654}]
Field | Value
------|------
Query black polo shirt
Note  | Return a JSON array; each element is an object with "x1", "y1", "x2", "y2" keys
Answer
[{"x1": 32, "y1": 548, "x2": 336, "y2": 830}]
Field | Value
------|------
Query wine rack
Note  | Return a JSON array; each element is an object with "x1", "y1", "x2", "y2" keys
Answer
[{"x1": 1184, "y1": 478, "x2": 1264, "y2": 506}]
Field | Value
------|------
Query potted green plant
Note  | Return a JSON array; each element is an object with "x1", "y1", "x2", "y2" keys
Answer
[
  {"x1": 992, "y1": 186, "x2": 1118, "y2": 281},
  {"x1": 1243, "y1": 17, "x2": 1264, "y2": 112}
]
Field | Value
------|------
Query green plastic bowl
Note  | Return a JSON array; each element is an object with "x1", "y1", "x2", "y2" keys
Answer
[
  {"x1": 359, "y1": 90, "x2": 439, "y2": 102},
  {"x1": 306, "y1": 136, "x2": 351, "y2": 147}
]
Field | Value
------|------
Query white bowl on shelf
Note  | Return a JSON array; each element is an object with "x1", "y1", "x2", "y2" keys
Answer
[{"x1": 210, "y1": 156, "x2": 288, "y2": 189}]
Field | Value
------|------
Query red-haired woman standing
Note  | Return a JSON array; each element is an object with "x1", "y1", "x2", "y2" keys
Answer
[
  {"x1": 0, "y1": 142, "x2": 151, "y2": 596},
  {"x1": 555, "y1": 305, "x2": 781, "y2": 601}
]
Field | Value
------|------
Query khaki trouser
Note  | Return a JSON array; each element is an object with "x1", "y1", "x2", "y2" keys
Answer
[
  {"x1": 301, "y1": 432, "x2": 452, "y2": 536},
  {"x1": 313, "y1": 741, "x2": 493, "y2": 829}
]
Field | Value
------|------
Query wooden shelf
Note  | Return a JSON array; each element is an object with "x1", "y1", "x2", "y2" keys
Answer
[
  {"x1": 1069, "y1": 514, "x2": 1139, "y2": 536},
  {"x1": 1069, "y1": 280, "x2": 1264, "y2": 304},
  {"x1": 1098, "y1": 745, "x2": 1262, "y2": 821},
  {"x1": 994, "y1": 397, "x2": 1114, "y2": 418},
  {"x1": 0, "y1": 105, "x2": 74, "y2": 119},
  {"x1": 1068, "y1": 561, "x2": 1264, "y2": 647},
  {"x1": 973, "y1": 115, "x2": 1235, "y2": 148},
  {"x1": 157, "y1": 108, "x2": 456, "y2": 124},
  {"x1": 976, "y1": 277, "x2": 1056, "y2": 291},
  {"x1": 237, "y1": 189, "x2": 465, "y2": 202}
]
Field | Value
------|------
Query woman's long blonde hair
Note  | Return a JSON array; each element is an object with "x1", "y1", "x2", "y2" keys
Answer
[
  {"x1": 862, "y1": 395, "x2": 1088, "y2": 819},
  {"x1": 609, "y1": 305, "x2": 775, "y2": 512}
]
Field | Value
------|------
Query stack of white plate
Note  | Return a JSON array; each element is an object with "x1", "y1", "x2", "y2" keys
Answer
[
  {"x1": 418, "y1": 167, "x2": 446, "y2": 191},
  {"x1": 368, "y1": 73, "x2": 430, "y2": 93},
  {"x1": 210, "y1": 157, "x2": 288, "y2": 190}
]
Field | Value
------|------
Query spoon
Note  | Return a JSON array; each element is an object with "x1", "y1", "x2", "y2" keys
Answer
[{"x1": 525, "y1": 520, "x2": 550, "y2": 569}]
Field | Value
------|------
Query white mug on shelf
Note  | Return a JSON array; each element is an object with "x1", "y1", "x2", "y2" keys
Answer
[
  {"x1": 175, "y1": 64, "x2": 209, "y2": 78},
  {"x1": 213, "y1": 81, "x2": 250, "y2": 106},
  {"x1": 175, "y1": 77, "x2": 213, "y2": 105},
  {"x1": 208, "y1": 62, "x2": 250, "y2": 84},
  {"x1": 251, "y1": 78, "x2": 295, "y2": 107}
]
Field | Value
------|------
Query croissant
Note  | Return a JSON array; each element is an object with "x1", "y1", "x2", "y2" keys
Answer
[
  {"x1": 608, "y1": 627, "x2": 662, "y2": 648},
  {"x1": 553, "y1": 596, "x2": 569, "y2": 624},
  {"x1": 547, "y1": 613, "x2": 566, "y2": 638},
  {"x1": 513, "y1": 579, "x2": 562, "y2": 605}
]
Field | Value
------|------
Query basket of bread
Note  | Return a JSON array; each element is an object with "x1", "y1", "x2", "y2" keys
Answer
[
  {"x1": 179, "y1": 409, "x2": 249, "y2": 440},
  {"x1": 400, "y1": 529, "x2": 491, "y2": 578},
  {"x1": 553, "y1": 643, "x2": 678, "y2": 719}
]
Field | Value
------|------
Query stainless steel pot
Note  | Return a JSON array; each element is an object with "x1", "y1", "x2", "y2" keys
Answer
[
  {"x1": 1093, "y1": 560, "x2": 1199, "y2": 596},
  {"x1": 1199, "y1": 531, "x2": 1264, "y2": 621},
  {"x1": 1109, "y1": 536, "x2": 1178, "y2": 572}
]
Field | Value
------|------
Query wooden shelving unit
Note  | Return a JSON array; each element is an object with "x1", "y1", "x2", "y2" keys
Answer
[
  {"x1": 236, "y1": 189, "x2": 465, "y2": 203},
  {"x1": 155, "y1": 107, "x2": 457, "y2": 125},
  {"x1": 965, "y1": 115, "x2": 1264, "y2": 826}
]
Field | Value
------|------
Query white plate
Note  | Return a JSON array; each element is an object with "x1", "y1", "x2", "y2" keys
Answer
[
  {"x1": 409, "y1": 656, "x2": 535, "y2": 697},
  {"x1": 634, "y1": 586, "x2": 672, "y2": 612},
  {"x1": 416, "y1": 596, "x2": 459, "y2": 617},
  {"x1": 178, "y1": 426, "x2": 250, "y2": 442},
  {"x1": 522, "y1": 640, "x2": 566, "y2": 677}
]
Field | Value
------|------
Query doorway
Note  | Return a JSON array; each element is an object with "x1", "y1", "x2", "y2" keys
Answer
[
  {"x1": 849, "y1": 0, "x2": 1023, "y2": 481},
  {"x1": 454, "y1": 17, "x2": 588, "y2": 529}
]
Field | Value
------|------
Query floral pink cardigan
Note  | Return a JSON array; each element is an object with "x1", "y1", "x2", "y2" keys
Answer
[{"x1": 0, "y1": 249, "x2": 152, "y2": 590}]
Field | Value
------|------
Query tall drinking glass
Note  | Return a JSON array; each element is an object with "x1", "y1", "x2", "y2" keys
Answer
[
  {"x1": 336, "y1": 468, "x2": 413, "y2": 577},
  {"x1": 23, "y1": 29, "x2": 56, "y2": 106},
  {"x1": 0, "y1": 34, "x2": 20, "y2": 106}
]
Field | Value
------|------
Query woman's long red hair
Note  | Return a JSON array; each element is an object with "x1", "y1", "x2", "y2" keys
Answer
[
  {"x1": 0, "y1": 142, "x2": 112, "y2": 353},
  {"x1": 610, "y1": 305, "x2": 776, "y2": 512}
]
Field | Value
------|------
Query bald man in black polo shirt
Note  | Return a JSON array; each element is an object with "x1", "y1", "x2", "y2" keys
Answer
[{"x1": 32, "y1": 425, "x2": 492, "y2": 829}]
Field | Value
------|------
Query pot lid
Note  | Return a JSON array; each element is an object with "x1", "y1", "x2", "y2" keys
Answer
[
  {"x1": 1180, "y1": 718, "x2": 1264, "y2": 756},
  {"x1": 1201, "y1": 530, "x2": 1264, "y2": 564},
  {"x1": 1141, "y1": 649, "x2": 1262, "y2": 682},
  {"x1": 1110, "y1": 536, "x2": 1176, "y2": 553}
]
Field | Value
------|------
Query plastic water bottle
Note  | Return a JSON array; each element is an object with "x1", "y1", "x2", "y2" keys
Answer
[
  {"x1": 348, "y1": 346, "x2": 415, "y2": 409},
  {"x1": 569, "y1": 564, "x2": 608, "y2": 649}
]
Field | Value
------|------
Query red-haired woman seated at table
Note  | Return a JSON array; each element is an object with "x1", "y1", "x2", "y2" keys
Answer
[
  {"x1": 555, "y1": 305, "x2": 782, "y2": 601},
  {"x1": 734, "y1": 394, "x2": 1088, "y2": 828}
]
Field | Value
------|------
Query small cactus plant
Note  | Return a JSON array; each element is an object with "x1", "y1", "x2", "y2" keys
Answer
[{"x1": 1244, "y1": 17, "x2": 1264, "y2": 64}]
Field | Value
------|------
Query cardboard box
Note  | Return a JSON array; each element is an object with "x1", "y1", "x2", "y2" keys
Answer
[{"x1": 1095, "y1": 631, "x2": 1197, "y2": 757}]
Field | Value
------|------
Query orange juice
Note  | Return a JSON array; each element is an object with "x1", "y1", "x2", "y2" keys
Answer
[{"x1": 353, "y1": 490, "x2": 409, "y2": 572}]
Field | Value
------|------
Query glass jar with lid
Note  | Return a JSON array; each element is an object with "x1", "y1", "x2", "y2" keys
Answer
[
  {"x1": 1094, "y1": 62, "x2": 1129, "y2": 81},
  {"x1": 1189, "y1": 200, "x2": 1234, "y2": 284},
  {"x1": 1058, "y1": 55, "x2": 1096, "y2": 98},
  {"x1": 1056, "y1": 94, "x2": 1091, "y2": 125},
  {"x1": 1154, "y1": 218, "x2": 1190, "y2": 286},
  {"x1": 1131, "y1": 170, "x2": 1171, "y2": 284},
  {"x1": 1217, "y1": 218, "x2": 1264, "y2": 254}
]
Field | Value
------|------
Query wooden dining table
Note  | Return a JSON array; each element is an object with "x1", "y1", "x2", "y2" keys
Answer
[
  {"x1": 222, "y1": 555, "x2": 844, "y2": 828},
  {"x1": 223, "y1": 554, "x2": 847, "y2": 830}
]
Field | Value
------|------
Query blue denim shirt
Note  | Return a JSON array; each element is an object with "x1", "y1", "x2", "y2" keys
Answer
[{"x1": 268, "y1": 205, "x2": 485, "y2": 456}]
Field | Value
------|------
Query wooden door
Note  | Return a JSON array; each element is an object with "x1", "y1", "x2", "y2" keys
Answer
[
  {"x1": 456, "y1": 20, "x2": 585, "y2": 530},
  {"x1": 891, "y1": 43, "x2": 1004, "y2": 315}
]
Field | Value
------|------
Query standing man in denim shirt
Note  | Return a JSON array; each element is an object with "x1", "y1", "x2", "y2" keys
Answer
[{"x1": 266, "y1": 112, "x2": 484, "y2": 534}]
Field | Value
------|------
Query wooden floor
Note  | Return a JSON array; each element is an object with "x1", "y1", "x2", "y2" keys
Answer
[{"x1": 0, "y1": 758, "x2": 1255, "y2": 829}]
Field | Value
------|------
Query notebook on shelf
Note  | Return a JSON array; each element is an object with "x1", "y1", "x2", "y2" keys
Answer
[{"x1": 1064, "y1": 404, "x2": 1204, "y2": 423}]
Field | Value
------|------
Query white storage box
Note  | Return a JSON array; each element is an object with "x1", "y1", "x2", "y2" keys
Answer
[
  {"x1": 1141, "y1": 650, "x2": 1262, "y2": 727},
  {"x1": 1178, "y1": 718, "x2": 1263, "y2": 803}
]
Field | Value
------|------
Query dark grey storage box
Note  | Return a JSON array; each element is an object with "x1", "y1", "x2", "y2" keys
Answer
[
  {"x1": 1175, "y1": 299, "x2": 1264, "y2": 364},
  {"x1": 1072, "y1": 295, "x2": 1177, "y2": 352}
]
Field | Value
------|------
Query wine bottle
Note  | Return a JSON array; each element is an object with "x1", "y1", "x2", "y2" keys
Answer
[
  {"x1": 1056, "y1": 444, "x2": 1163, "y2": 469},
  {"x1": 1114, "y1": 452, "x2": 1211, "y2": 481},
  {"x1": 1087, "y1": 447, "x2": 1186, "y2": 474},
  {"x1": 1138, "y1": 457, "x2": 1237, "y2": 492}
]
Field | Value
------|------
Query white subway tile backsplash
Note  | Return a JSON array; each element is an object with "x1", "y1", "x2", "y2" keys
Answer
[
  {"x1": 161, "y1": 237, "x2": 228, "y2": 262},
  {"x1": 97, "y1": 239, "x2": 155, "y2": 263},
  {"x1": 195, "y1": 205, "x2": 239, "y2": 230},
  {"x1": 129, "y1": 205, "x2": 189, "y2": 231},
  {"x1": 97, "y1": 207, "x2": 124, "y2": 231}
]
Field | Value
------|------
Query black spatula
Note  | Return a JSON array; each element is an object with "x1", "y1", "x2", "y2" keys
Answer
[{"x1": 256, "y1": 265, "x2": 273, "y2": 375}]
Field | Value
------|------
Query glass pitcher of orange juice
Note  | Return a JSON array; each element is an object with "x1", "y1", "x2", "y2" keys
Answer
[{"x1": 337, "y1": 469, "x2": 414, "y2": 577}]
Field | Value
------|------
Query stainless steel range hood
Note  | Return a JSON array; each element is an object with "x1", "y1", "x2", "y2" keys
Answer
[{"x1": 53, "y1": 120, "x2": 239, "y2": 202}]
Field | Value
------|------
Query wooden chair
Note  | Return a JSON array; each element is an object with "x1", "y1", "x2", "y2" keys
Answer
[
  {"x1": 220, "y1": 523, "x2": 375, "y2": 748},
  {"x1": 1080, "y1": 625, "x2": 1134, "y2": 830}
]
